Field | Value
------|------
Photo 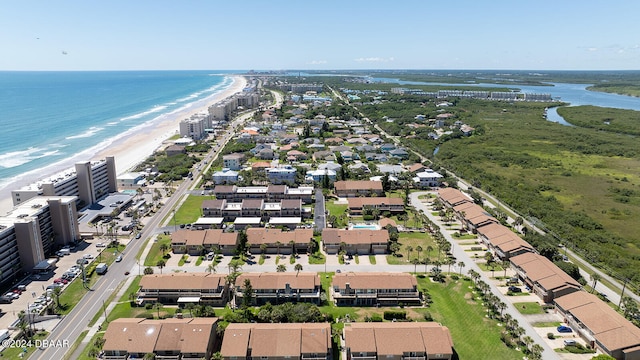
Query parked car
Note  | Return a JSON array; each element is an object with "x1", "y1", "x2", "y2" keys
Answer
[
  {"x1": 557, "y1": 325, "x2": 573, "y2": 333},
  {"x1": 135, "y1": 233, "x2": 141, "y2": 239},
  {"x1": 96, "y1": 243, "x2": 106, "y2": 248},
  {"x1": 563, "y1": 339, "x2": 576, "y2": 346},
  {"x1": 83, "y1": 254, "x2": 94, "y2": 259},
  {"x1": 0, "y1": 296, "x2": 12, "y2": 304},
  {"x1": 115, "y1": 255, "x2": 122, "y2": 262},
  {"x1": 508, "y1": 286, "x2": 522, "y2": 293}
]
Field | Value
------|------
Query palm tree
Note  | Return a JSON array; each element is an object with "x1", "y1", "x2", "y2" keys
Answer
[
  {"x1": 591, "y1": 273, "x2": 601, "y2": 293},
  {"x1": 156, "y1": 259, "x2": 166, "y2": 274},
  {"x1": 159, "y1": 243, "x2": 169, "y2": 257},
  {"x1": 411, "y1": 258, "x2": 420, "y2": 274},
  {"x1": 260, "y1": 243, "x2": 268, "y2": 256},
  {"x1": 496, "y1": 301, "x2": 507, "y2": 318},
  {"x1": 275, "y1": 241, "x2": 282, "y2": 258},
  {"x1": 458, "y1": 261, "x2": 465, "y2": 275},
  {"x1": 277, "y1": 264, "x2": 287, "y2": 272},
  {"x1": 52, "y1": 286, "x2": 63, "y2": 313},
  {"x1": 406, "y1": 246, "x2": 413, "y2": 260},
  {"x1": 502, "y1": 259, "x2": 510, "y2": 278},
  {"x1": 207, "y1": 262, "x2": 217, "y2": 274},
  {"x1": 530, "y1": 344, "x2": 543, "y2": 360},
  {"x1": 294, "y1": 263, "x2": 303, "y2": 274},
  {"x1": 289, "y1": 240, "x2": 296, "y2": 256},
  {"x1": 415, "y1": 246, "x2": 423, "y2": 263},
  {"x1": 522, "y1": 336, "x2": 534, "y2": 353}
]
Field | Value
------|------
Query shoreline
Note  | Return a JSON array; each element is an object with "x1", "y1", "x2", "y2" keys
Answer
[{"x1": 0, "y1": 75, "x2": 247, "y2": 215}]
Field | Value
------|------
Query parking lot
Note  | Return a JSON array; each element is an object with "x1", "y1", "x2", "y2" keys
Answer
[{"x1": 0, "y1": 239, "x2": 111, "y2": 332}]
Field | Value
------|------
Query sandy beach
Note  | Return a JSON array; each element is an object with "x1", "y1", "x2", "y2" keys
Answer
[{"x1": 0, "y1": 75, "x2": 247, "y2": 215}]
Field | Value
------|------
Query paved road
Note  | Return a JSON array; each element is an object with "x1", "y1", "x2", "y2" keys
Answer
[
  {"x1": 314, "y1": 189, "x2": 325, "y2": 231},
  {"x1": 409, "y1": 191, "x2": 560, "y2": 360}
]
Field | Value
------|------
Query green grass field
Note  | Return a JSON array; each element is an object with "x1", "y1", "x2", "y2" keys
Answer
[
  {"x1": 386, "y1": 232, "x2": 438, "y2": 265},
  {"x1": 513, "y1": 302, "x2": 545, "y2": 315}
]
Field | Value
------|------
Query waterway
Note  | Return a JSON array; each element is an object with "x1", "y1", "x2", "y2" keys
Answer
[{"x1": 370, "y1": 77, "x2": 640, "y2": 125}]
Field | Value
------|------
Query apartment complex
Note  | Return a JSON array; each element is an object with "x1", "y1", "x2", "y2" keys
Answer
[
  {"x1": 0, "y1": 196, "x2": 79, "y2": 285},
  {"x1": 213, "y1": 185, "x2": 313, "y2": 204},
  {"x1": 343, "y1": 322, "x2": 454, "y2": 360},
  {"x1": 322, "y1": 229, "x2": 389, "y2": 255},
  {"x1": 136, "y1": 273, "x2": 229, "y2": 306},
  {"x1": 102, "y1": 318, "x2": 219, "y2": 360},
  {"x1": 347, "y1": 197, "x2": 404, "y2": 215},
  {"x1": 202, "y1": 198, "x2": 306, "y2": 222},
  {"x1": 332, "y1": 272, "x2": 421, "y2": 306},
  {"x1": 510, "y1": 252, "x2": 581, "y2": 303},
  {"x1": 11, "y1": 156, "x2": 117, "y2": 208},
  {"x1": 179, "y1": 113, "x2": 208, "y2": 140},
  {"x1": 235, "y1": 272, "x2": 321, "y2": 305},
  {"x1": 334, "y1": 180, "x2": 384, "y2": 198},
  {"x1": 245, "y1": 228, "x2": 314, "y2": 254},
  {"x1": 170, "y1": 229, "x2": 239, "y2": 255},
  {"x1": 221, "y1": 323, "x2": 332, "y2": 360}
]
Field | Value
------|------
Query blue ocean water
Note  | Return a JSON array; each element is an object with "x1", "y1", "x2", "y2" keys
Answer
[{"x1": 0, "y1": 70, "x2": 235, "y2": 191}]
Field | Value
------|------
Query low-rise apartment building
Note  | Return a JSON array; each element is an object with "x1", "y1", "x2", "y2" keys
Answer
[
  {"x1": 476, "y1": 223, "x2": 534, "y2": 259},
  {"x1": 246, "y1": 228, "x2": 314, "y2": 254},
  {"x1": 555, "y1": 291, "x2": 640, "y2": 360},
  {"x1": 344, "y1": 322, "x2": 454, "y2": 360},
  {"x1": 347, "y1": 197, "x2": 405, "y2": 215},
  {"x1": 510, "y1": 252, "x2": 581, "y2": 303},
  {"x1": 170, "y1": 229, "x2": 238, "y2": 255},
  {"x1": 322, "y1": 229, "x2": 389, "y2": 255},
  {"x1": 334, "y1": 180, "x2": 384, "y2": 197},
  {"x1": 102, "y1": 318, "x2": 219, "y2": 360},
  {"x1": 235, "y1": 272, "x2": 321, "y2": 305},
  {"x1": 221, "y1": 323, "x2": 332, "y2": 360},
  {"x1": 202, "y1": 199, "x2": 306, "y2": 222},
  {"x1": 213, "y1": 185, "x2": 313, "y2": 204},
  {"x1": 136, "y1": 273, "x2": 229, "y2": 306},
  {"x1": 332, "y1": 272, "x2": 421, "y2": 306}
]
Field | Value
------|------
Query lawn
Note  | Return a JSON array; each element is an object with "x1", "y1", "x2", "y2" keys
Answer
[
  {"x1": 0, "y1": 331, "x2": 49, "y2": 359},
  {"x1": 415, "y1": 276, "x2": 522, "y2": 359},
  {"x1": 513, "y1": 302, "x2": 545, "y2": 315},
  {"x1": 144, "y1": 234, "x2": 172, "y2": 266},
  {"x1": 325, "y1": 201, "x2": 347, "y2": 217},
  {"x1": 167, "y1": 194, "x2": 209, "y2": 226},
  {"x1": 386, "y1": 232, "x2": 438, "y2": 265}
]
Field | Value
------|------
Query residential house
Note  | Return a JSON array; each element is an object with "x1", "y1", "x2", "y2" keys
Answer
[
  {"x1": 287, "y1": 150, "x2": 307, "y2": 162},
  {"x1": 376, "y1": 164, "x2": 405, "y2": 175},
  {"x1": 554, "y1": 291, "x2": 640, "y2": 360},
  {"x1": 349, "y1": 162, "x2": 371, "y2": 173},
  {"x1": 165, "y1": 144, "x2": 186, "y2": 157},
  {"x1": 510, "y1": 252, "x2": 581, "y2": 303},
  {"x1": 347, "y1": 197, "x2": 405, "y2": 215},
  {"x1": 408, "y1": 163, "x2": 427, "y2": 174},
  {"x1": 322, "y1": 229, "x2": 388, "y2": 255},
  {"x1": 332, "y1": 272, "x2": 421, "y2": 306},
  {"x1": 413, "y1": 169, "x2": 443, "y2": 188},
  {"x1": 221, "y1": 323, "x2": 332, "y2": 360},
  {"x1": 266, "y1": 166, "x2": 297, "y2": 184},
  {"x1": 306, "y1": 169, "x2": 336, "y2": 183},
  {"x1": 136, "y1": 273, "x2": 229, "y2": 306},
  {"x1": 346, "y1": 137, "x2": 369, "y2": 145},
  {"x1": 212, "y1": 168, "x2": 239, "y2": 185},
  {"x1": 340, "y1": 150, "x2": 358, "y2": 162},
  {"x1": 251, "y1": 161, "x2": 271, "y2": 172},
  {"x1": 317, "y1": 161, "x2": 342, "y2": 172},
  {"x1": 379, "y1": 143, "x2": 396, "y2": 152},
  {"x1": 344, "y1": 322, "x2": 454, "y2": 360},
  {"x1": 246, "y1": 227, "x2": 314, "y2": 254},
  {"x1": 355, "y1": 144, "x2": 377, "y2": 153},
  {"x1": 235, "y1": 272, "x2": 321, "y2": 305},
  {"x1": 102, "y1": 318, "x2": 219, "y2": 360},
  {"x1": 257, "y1": 148, "x2": 276, "y2": 160},
  {"x1": 334, "y1": 180, "x2": 384, "y2": 198},
  {"x1": 223, "y1": 153, "x2": 245, "y2": 170},
  {"x1": 389, "y1": 148, "x2": 409, "y2": 159},
  {"x1": 312, "y1": 150, "x2": 335, "y2": 162}
]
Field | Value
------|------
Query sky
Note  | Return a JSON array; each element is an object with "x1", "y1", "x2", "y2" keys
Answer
[{"x1": 1, "y1": 0, "x2": 639, "y2": 71}]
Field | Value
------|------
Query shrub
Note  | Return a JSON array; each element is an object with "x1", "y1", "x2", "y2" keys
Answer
[
  {"x1": 370, "y1": 314, "x2": 383, "y2": 322},
  {"x1": 450, "y1": 274, "x2": 459, "y2": 280},
  {"x1": 423, "y1": 312, "x2": 433, "y2": 321},
  {"x1": 383, "y1": 310, "x2": 407, "y2": 320},
  {"x1": 547, "y1": 332, "x2": 555, "y2": 339},
  {"x1": 145, "y1": 303, "x2": 153, "y2": 310}
]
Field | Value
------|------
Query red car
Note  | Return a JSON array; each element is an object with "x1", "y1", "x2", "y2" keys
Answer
[{"x1": 53, "y1": 278, "x2": 63, "y2": 284}]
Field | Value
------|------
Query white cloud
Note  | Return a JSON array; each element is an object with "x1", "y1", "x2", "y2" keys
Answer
[
  {"x1": 354, "y1": 57, "x2": 395, "y2": 63},
  {"x1": 587, "y1": 47, "x2": 598, "y2": 52},
  {"x1": 307, "y1": 60, "x2": 327, "y2": 65}
]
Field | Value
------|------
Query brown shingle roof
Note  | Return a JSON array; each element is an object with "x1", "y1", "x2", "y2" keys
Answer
[
  {"x1": 322, "y1": 229, "x2": 389, "y2": 246},
  {"x1": 221, "y1": 323, "x2": 330, "y2": 357},
  {"x1": 102, "y1": 318, "x2": 218, "y2": 355},
  {"x1": 236, "y1": 272, "x2": 320, "y2": 291},
  {"x1": 171, "y1": 229, "x2": 206, "y2": 246},
  {"x1": 139, "y1": 273, "x2": 225, "y2": 291},
  {"x1": 334, "y1": 180, "x2": 383, "y2": 192},
  {"x1": 246, "y1": 228, "x2": 313, "y2": 246},
  {"x1": 555, "y1": 291, "x2": 640, "y2": 352},
  {"x1": 343, "y1": 322, "x2": 453, "y2": 357},
  {"x1": 203, "y1": 229, "x2": 238, "y2": 246},
  {"x1": 332, "y1": 272, "x2": 416, "y2": 290}
]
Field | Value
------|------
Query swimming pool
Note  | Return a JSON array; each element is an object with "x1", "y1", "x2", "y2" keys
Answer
[{"x1": 350, "y1": 224, "x2": 381, "y2": 230}]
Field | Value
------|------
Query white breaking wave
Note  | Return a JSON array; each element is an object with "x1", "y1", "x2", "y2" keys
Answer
[
  {"x1": 119, "y1": 105, "x2": 168, "y2": 121},
  {"x1": 65, "y1": 126, "x2": 104, "y2": 139},
  {"x1": 0, "y1": 147, "x2": 61, "y2": 168}
]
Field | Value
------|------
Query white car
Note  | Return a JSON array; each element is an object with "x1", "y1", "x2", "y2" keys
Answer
[
  {"x1": 96, "y1": 243, "x2": 106, "y2": 248},
  {"x1": 83, "y1": 254, "x2": 94, "y2": 259}
]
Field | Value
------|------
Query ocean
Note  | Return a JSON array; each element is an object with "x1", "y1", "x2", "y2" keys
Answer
[{"x1": 0, "y1": 70, "x2": 235, "y2": 192}]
